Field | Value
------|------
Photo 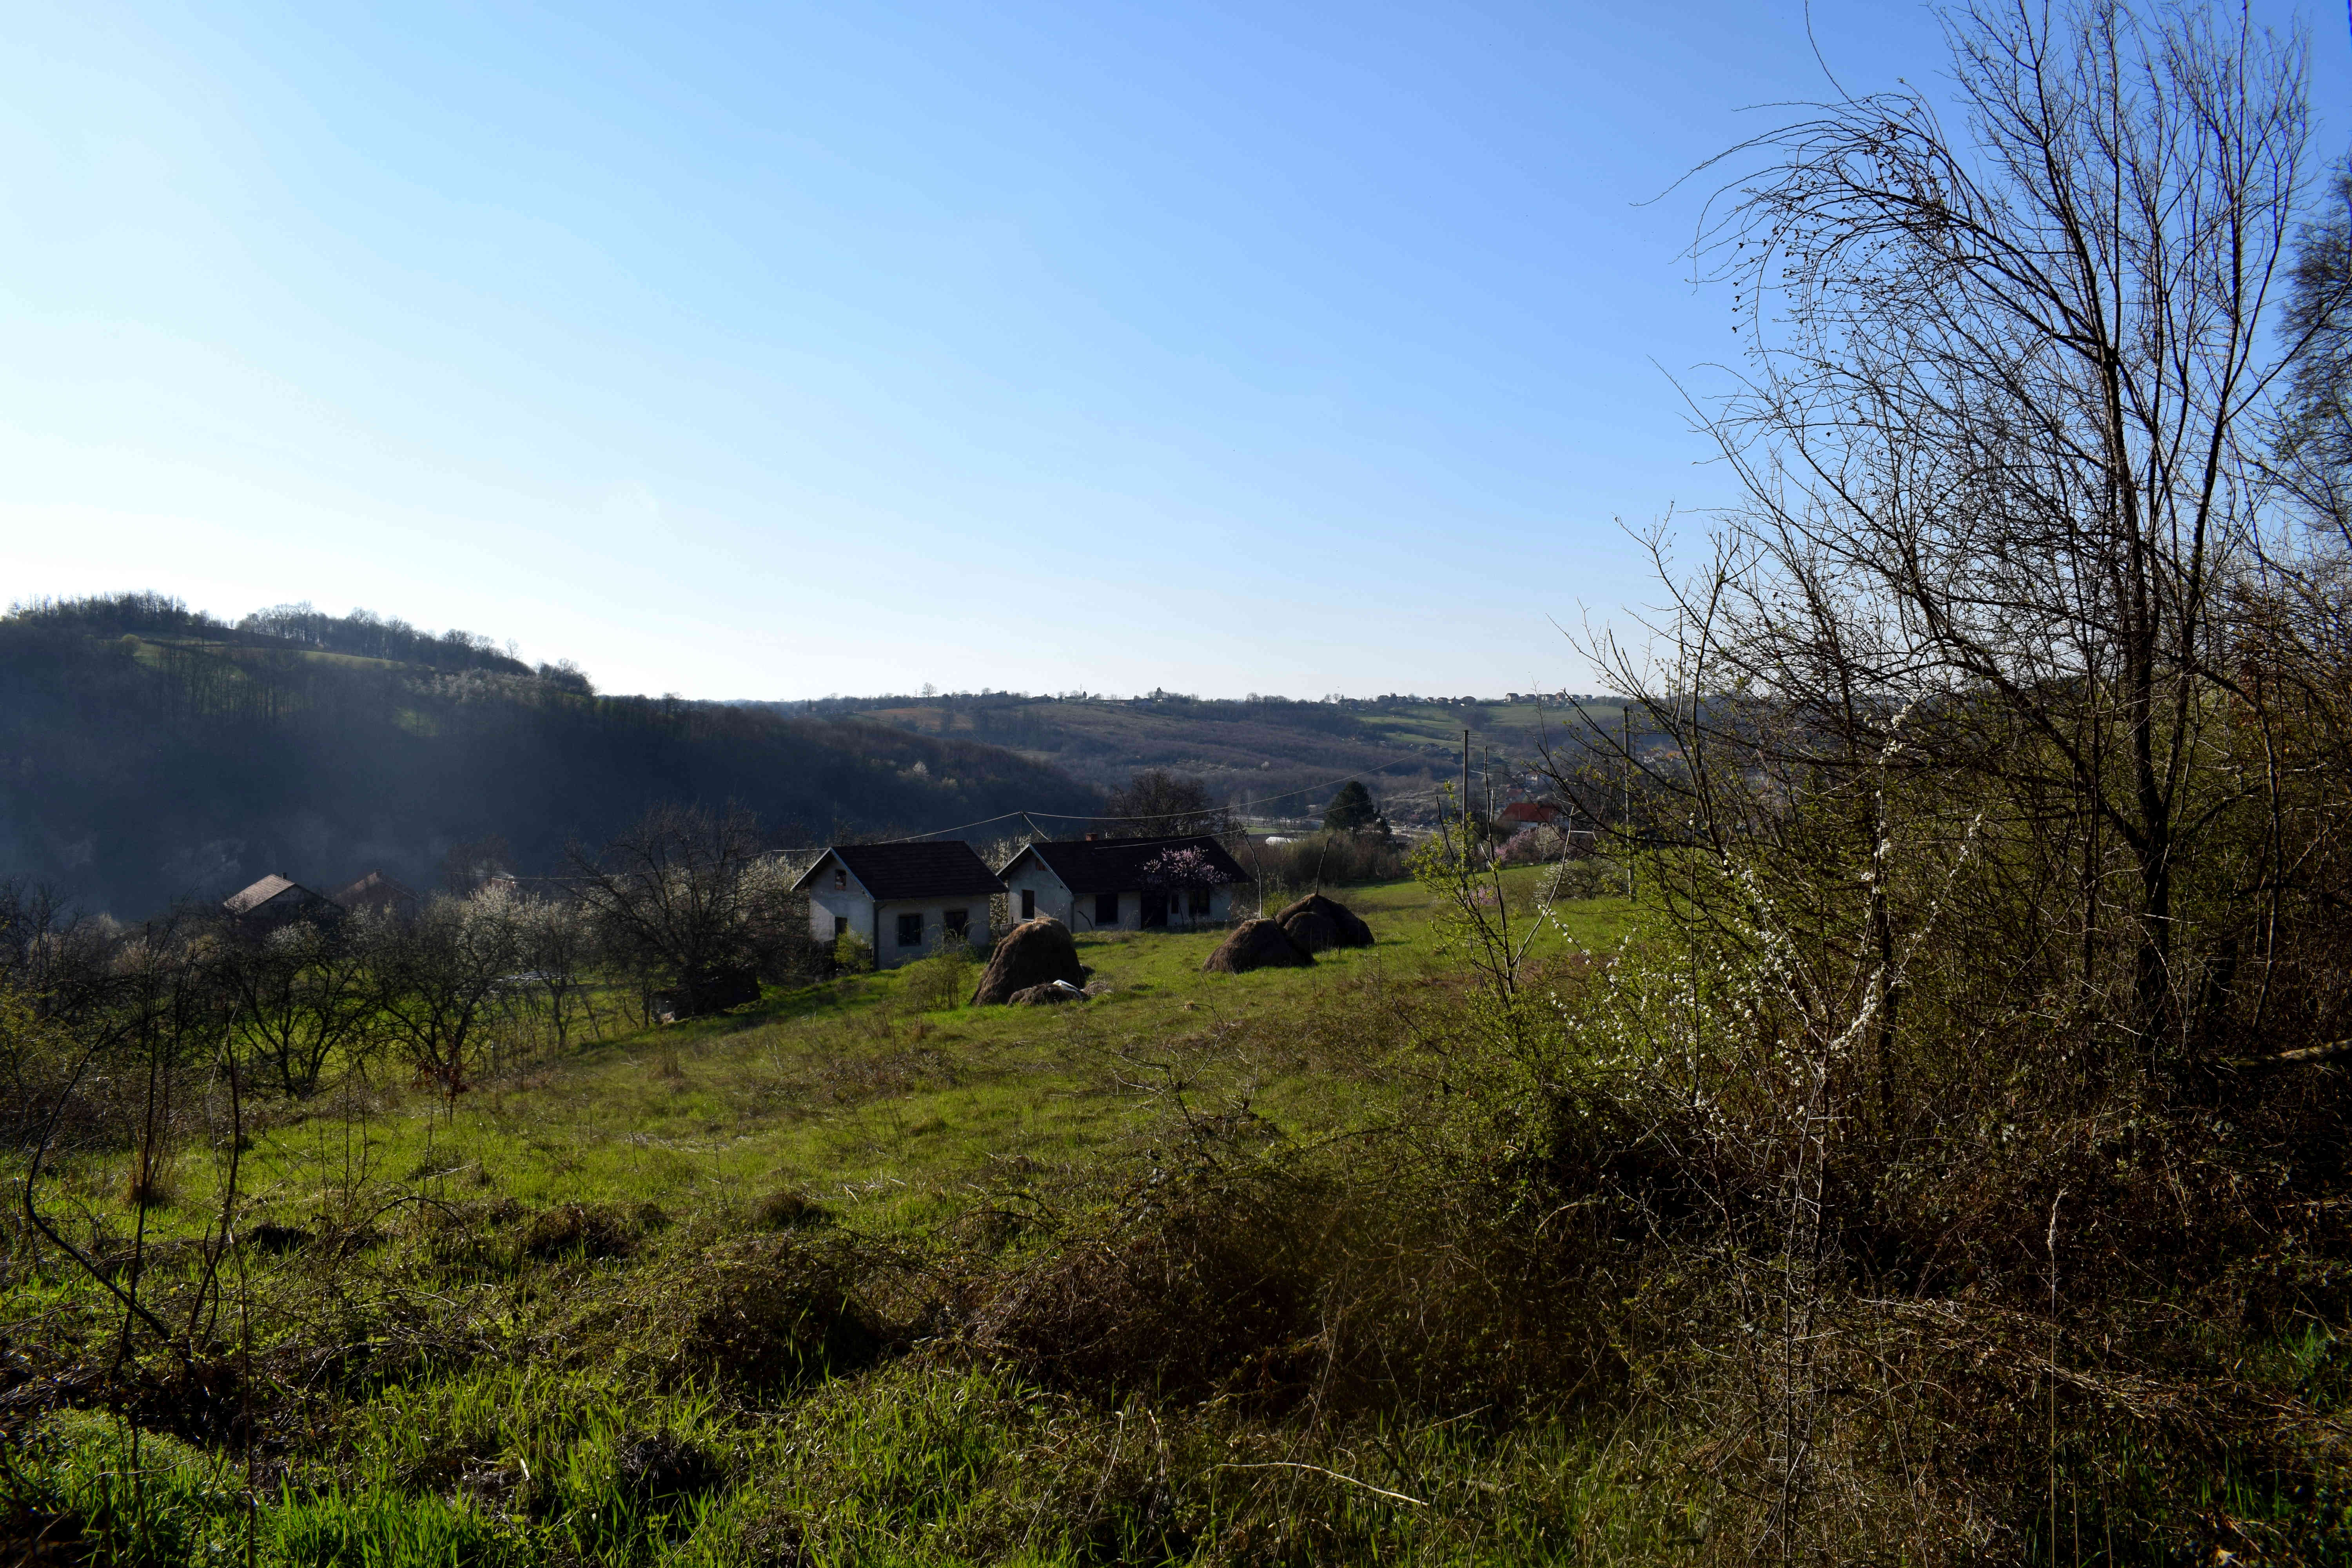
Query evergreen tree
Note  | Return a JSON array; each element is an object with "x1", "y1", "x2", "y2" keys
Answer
[{"x1": 1322, "y1": 780, "x2": 1379, "y2": 834}]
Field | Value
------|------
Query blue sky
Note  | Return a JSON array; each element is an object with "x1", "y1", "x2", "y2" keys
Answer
[{"x1": 4, "y1": 1, "x2": 2344, "y2": 698}]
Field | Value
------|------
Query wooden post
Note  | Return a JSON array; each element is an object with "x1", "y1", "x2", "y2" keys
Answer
[{"x1": 1623, "y1": 706, "x2": 1635, "y2": 897}]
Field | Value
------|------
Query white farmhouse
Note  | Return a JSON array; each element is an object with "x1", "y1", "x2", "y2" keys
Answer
[
  {"x1": 995, "y1": 835, "x2": 1252, "y2": 934},
  {"x1": 792, "y1": 841, "x2": 1006, "y2": 968}
]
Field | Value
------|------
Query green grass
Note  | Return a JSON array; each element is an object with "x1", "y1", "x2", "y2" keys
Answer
[
  {"x1": 73, "y1": 877, "x2": 1633, "y2": 1248},
  {"x1": 5, "y1": 875, "x2": 1673, "y2": 1567}
]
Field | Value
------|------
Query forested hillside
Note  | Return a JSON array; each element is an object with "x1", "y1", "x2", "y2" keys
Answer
[
  {"x1": 773, "y1": 690, "x2": 1633, "y2": 821},
  {"x1": 0, "y1": 596, "x2": 1102, "y2": 916}
]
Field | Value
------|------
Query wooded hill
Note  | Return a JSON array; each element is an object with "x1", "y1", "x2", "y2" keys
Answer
[
  {"x1": 766, "y1": 690, "x2": 1633, "y2": 822},
  {"x1": 0, "y1": 596, "x2": 1102, "y2": 918}
]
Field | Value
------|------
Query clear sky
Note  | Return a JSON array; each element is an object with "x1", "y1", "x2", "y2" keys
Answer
[{"x1": 4, "y1": 1, "x2": 2344, "y2": 699}]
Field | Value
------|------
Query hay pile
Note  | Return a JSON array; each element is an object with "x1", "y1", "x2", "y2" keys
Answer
[
  {"x1": 972, "y1": 917, "x2": 1085, "y2": 1004},
  {"x1": 1275, "y1": 893, "x2": 1374, "y2": 950},
  {"x1": 1202, "y1": 918, "x2": 1313, "y2": 974}
]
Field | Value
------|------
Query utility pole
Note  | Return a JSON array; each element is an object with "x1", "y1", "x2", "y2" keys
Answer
[
  {"x1": 1461, "y1": 728, "x2": 1471, "y2": 858},
  {"x1": 1622, "y1": 705, "x2": 1635, "y2": 898}
]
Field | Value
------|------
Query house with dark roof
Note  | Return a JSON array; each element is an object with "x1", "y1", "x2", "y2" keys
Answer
[
  {"x1": 994, "y1": 835, "x2": 1252, "y2": 934},
  {"x1": 221, "y1": 873, "x2": 344, "y2": 929},
  {"x1": 791, "y1": 841, "x2": 1006, "y2": 967},
  {"x1": 1495, "y1": 801, "x2": 1567, "y2": 834},
  {"x1": 329, "y1": 869, "x2": 421, "y2": 916}
]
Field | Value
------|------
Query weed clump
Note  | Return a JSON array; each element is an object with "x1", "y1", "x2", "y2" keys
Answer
[
  {"x1": 750, "y1": 1188, "x2": 832, "y2": 1231},
  {"x1": 241, "y1": 1222, "x2": 312, "y2": 1255},
  {"x1": 973, "y1": 1138, "x2": 1622, "y2": 1423},
  {"x1": 899, "y1": 946, "x2": 976, "y2": 1011},
  {"x1": 599, "y1": 1234, "x2": 886, "y2": 1394},
  {"x1": 613, "y1": 1428, "x2": 724, "y2": 1502},
  {"x1": 519, "y1": 1202, "x2": 637, "y2": 1261}
]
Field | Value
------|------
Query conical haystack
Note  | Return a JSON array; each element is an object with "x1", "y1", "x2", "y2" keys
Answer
[
  {"x1": 1202, "y1": 917, "x2": 1314, "y2": 974},
  {"x1": 1274, "y1": 893, "x2": 1374, "y2": 948},
  {"x1": 972, "y1": 917, "x2": 1086, "y2": 1004}
]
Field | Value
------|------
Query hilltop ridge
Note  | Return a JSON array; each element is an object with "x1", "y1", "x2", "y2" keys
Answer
[{"x1": 0, "y1": 595, "x2": 1104, "y2": 916}]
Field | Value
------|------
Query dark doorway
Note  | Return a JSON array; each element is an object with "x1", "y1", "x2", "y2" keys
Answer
[
  {"x1": 1140, "y1": 891, "x2": 1169, "y2": 929},
  {"x1": 1094, "y1": 891, "x2": 1120, "y2": 926},
  {"x1": 1021, "y1": 889, "x2": 1036, "y2": 921}
]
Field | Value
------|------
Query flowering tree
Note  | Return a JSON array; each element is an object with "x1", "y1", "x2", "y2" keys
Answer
[{"x1": 1140, "y1": 847, "x2": 1221, "y2": 888}]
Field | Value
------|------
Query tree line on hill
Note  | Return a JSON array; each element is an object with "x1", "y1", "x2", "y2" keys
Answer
[{"x1": 0, "y1": 595, "x2": 1102, "y2": 919}]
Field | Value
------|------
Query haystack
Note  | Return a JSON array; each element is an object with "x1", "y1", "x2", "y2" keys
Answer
[
  {"x1": 1202, "y1": 918, "x2": 1314, "y2": 974},
  {"x1": 972, "y1": 917, "x2": 1085, "y2": 1004},
  {"x1": 1274, "y1": 893, "x2": 1374, "y2": 948},
  {"x1": 1281, "y1": 909, "x2": 1341, "y2": 953}
]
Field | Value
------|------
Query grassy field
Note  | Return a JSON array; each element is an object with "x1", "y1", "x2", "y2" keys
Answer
[
  {"x1": 102, "y1": 875, "x2": 1636, "y2": 1247},
  {"x1": 7, "y1": 875, "x2": 1686, "y2": 1568}
]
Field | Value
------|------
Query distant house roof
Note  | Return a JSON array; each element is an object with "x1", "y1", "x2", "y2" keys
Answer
[
  {"x1": 791, "y1": 841, "x2": 1005, "y2": 901},
  {"x1": 330, "y1": 870, "x2": 419, "y2": 913},
  {"x1": 1497, "y1": 801, "x2": 1565, "y2": 826},
  {"x1": 222, "y1": 874, "x2": 338, "y2": 919},
  {"x1": 998, "y1": 835, "x2": 1252, "y2": 896}
]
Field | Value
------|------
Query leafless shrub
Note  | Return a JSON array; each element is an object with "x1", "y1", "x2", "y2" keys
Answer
[{"x1": 1513, "y1": 2, "x2": 2352, "y2": 1553}]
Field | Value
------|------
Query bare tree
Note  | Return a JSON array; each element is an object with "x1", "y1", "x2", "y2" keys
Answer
[
  {"x1": 510, "y1": 891, "x2": 599, "y2": 1051},
  {"x1": 222, "y1": 918, "x2": 378, "y2": 1097},
  {"x1": 369, "y1": 895, "x2": 521, "y2": 1099},
  {"x1": 568, "y1": 804, "x2": 795, "y2": 1018},
  {"x1": 1102, "y1": 771, "x2": 1231, "y2": 838},
  {"x1": 1534, "y1": 10, "x2": 2340, "y2": 1549},
  {"x1": 1610, "y1": 0, "x2": 2320, "y2": 1065}
]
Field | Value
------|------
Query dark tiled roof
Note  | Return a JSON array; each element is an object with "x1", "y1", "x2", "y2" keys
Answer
[
  {"x1": 1498, "y1": 801, "x2": 1564, "y2": 824},
  {"x1": 1002, "y1": 836, "x2": 1252, "y2": 896},
  {"x1": 222, "y1": 874, "x2": 334, "y2": 917},
  {"x1": 793, "y1": 841, "x2": 1005, "y2": 901}
]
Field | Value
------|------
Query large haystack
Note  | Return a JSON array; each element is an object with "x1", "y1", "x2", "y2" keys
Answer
[
  {"x1": 1274, "y1": 893, "x2": 1374, "y2": 948},
  {"x1": 1202, "y1": 918, "x2": 1314, "y2": 974},
  {"x1": 1281, "y1": 909, "x2": 1341, "y2": 953},
  {"x1": 971, "y1": 917, "x2": 1086, "y2": 1004}
]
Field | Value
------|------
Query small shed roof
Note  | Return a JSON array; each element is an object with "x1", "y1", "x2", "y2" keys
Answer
[
  {"x1": 1497, "y1": 801, "x2": 1565, "y2": 826},
  {"x1": 791, "y1": 841, "x2": 1005, "y2": 901},
  {"x1": 222, "y1": 874, "x2": 332, "y2": 917},
  {"x1": 999, "y1": 835, "x2": 1252, "y2": 896}
]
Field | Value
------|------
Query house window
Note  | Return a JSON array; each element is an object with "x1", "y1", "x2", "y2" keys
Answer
[
  {"x1": 833, "y1": 915, "x2": 849, "y2": 939},
  {"x1": 1020, "y1": 888, "x2": 1035, "y2": 921},
  {"x1": 896, "y1": 912, "x2": 924, "y2": 948},
  {"x1": 1095, "y1": 891, "x2": 1120, "y2": 926},
  {"x1": 1187, "y1": 888, "x2": 1212, "y2": 916},
  {"x1": 944, "y1": 908, "x2": 969, "y2": 939},
  {"x1": 833, "y1": 869, "x2": 848, "y2": 891}
]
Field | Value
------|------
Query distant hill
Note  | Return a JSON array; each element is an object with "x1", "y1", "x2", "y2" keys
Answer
[
  {"x1": 0, "y1": 595, "x2": 1103, "y2": 917},
  {"x1": 758, "y1": 690, "x2": 1635, "y2": 825}
]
